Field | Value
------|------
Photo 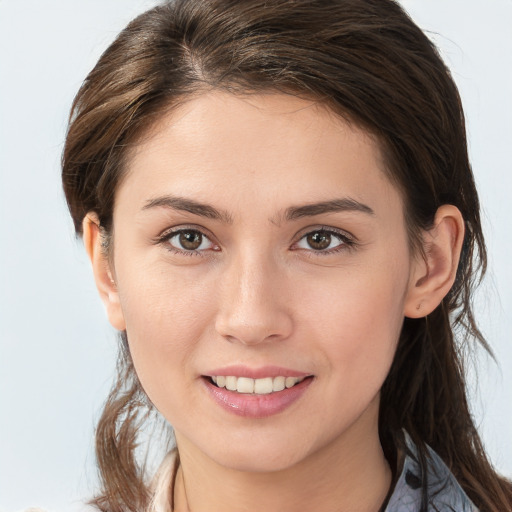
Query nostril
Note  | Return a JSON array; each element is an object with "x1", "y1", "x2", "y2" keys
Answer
[{"x1": 214, "y1": 315, "x2": 294, "y2": 346}]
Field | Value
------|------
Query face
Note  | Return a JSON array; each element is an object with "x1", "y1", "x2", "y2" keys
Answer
[{"x1": 105, "y1": 92, "x2": 420, "y2": 472}]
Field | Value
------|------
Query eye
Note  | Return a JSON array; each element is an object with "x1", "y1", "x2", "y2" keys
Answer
[
  {"x1": 294, "y1": 228, "x2": 352, "y2": 253},
  {"x1": 165, "y1": 229, "x2": 216, "y2": 253}
]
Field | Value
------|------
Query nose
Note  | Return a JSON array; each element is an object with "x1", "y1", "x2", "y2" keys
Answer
[{"x1": 214, "y1": 250, "x2": 293, "y2": 346}]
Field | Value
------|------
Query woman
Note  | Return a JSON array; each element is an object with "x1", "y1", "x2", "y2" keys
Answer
[{"x1": 61, "y1": 0, "x2": 512, "y2": 511}]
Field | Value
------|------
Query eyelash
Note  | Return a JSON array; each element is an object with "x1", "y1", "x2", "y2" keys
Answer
[
  {"x1": 156, "y1": 226, "x2": 219, "y2": 257},
  {"x1": 292, "y1": 227, "x2": 356, "y2": 256},
  {"x1": 155, "y1": 226, "x2": 356, "y2": 257}
]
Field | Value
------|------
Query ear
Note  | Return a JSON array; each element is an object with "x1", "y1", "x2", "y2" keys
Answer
[
  {"x1": 404, "y1": 205, "x2": 465, "y2": 318},
  {"x1": 82, "y1": 213, "x2": 126, "y2": 331}
]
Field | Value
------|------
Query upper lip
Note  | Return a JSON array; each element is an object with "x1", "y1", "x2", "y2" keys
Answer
[{"x1": 204, "y1": 365, "x2": 311, "y2": 379}]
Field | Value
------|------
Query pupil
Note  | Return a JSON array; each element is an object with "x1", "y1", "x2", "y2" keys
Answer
[
  {"x1": 307, "y1": 231, "x2": 331, "y2": 250},
  {"x1": 179, "y1": 230, "x2": 202, "y2": 250}
]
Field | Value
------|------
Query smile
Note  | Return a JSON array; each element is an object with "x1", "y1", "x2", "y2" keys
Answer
[
  {"x1": 210, "y1": 375, "x2": 306, "y2": 395},
  {"x1": 203, "y1": 372, "x2": 314, "y2": 418}
]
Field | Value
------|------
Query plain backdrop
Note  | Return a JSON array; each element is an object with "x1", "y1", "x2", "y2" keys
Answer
[{"x1": 0, "y1": 1, "x2": 511, "y2": 510}]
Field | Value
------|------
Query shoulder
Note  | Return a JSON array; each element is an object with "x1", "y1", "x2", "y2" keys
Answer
[
  {"x1": 149, "y1": 450, "x2": 179, "y2": 512},
  {"x1": 385, "y1": 432, "x2": 478, "y2": 511}
]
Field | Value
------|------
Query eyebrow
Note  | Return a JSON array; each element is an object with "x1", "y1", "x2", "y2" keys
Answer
[
  {"x1": 142, "y1": 195, "x2": 374, "y2": 224},
  {"x1": 142, "y1": 195, "x2": 234, "y2": 224},
  {"x1": 283, "y1": 198, "x2": 374, "y2": 222}
]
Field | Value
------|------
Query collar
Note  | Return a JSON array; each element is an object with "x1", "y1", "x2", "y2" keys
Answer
[{"x1": 384, "y1": 431, "x2": 478, "y2": 511}]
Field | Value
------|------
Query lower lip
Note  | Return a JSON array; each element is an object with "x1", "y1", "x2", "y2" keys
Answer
[{"x1": 202, "y1": 377, "x2": 313, "y2": 418}]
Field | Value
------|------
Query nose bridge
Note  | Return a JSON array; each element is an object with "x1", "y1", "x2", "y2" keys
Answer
[{"x1": 215, "y1": 245, "x2": 292, "y2": 345}]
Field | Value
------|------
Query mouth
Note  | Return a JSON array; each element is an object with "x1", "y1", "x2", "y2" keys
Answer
[
  {"x1": 202, "y1": 372, "x2": 314, "y2": 418},
  {"x1": 207, "y1": 375, "x2": 310, "y2": 395},
  {"x1": 201, "y1": 365, "x2": 314, "y2": 417}
]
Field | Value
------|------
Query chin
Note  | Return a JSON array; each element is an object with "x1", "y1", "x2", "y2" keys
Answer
[
  {"x1": 213, "y1": 446, "x2": 305, "y2": 474},
  {"x1": 213, "y1": 425, "x2": 335, "y2": 473}
]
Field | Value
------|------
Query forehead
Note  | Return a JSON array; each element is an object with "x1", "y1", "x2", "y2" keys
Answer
[
  {"x1": 130, "y1": 91, "x2": 382, "y2": 164},
  {"x1": 119, "y1": 91, "x2": 402, "y2": 220}
]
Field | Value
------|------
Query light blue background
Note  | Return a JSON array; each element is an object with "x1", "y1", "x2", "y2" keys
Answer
[{"x1": 1, "y1": 1, "x2": 511, "y2": 510}]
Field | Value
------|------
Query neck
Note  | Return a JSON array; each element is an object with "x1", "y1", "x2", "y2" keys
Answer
[{"x1": 173, "y1": 401, "x2": 391, "y2": 512}]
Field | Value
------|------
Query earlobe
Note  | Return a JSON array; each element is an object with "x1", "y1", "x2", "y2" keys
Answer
[
  {"x1": 82, "y1": 213, "x2": 126, "y2": 331},
  {"x1": 404, "y1": 205, "x2": 465, "y2": 319}
]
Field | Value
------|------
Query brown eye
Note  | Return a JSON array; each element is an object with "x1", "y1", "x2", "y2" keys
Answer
[
  {"x1": 294, "y1": 229, "x2": 349, "y2": 253},
  {"x1": 306, "y1": 231, "x2": 332, "y2": 250},
  {"x1": 179, "y1": 230, "x2": 203, "y2": 250},
  {"x1": 166, "y1": 229, "x2": 214, "y2": 253}
]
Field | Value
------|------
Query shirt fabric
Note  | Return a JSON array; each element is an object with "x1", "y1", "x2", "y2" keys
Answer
[{"x1": 383, "y1": 432, "x2": 478, "y2": 511}]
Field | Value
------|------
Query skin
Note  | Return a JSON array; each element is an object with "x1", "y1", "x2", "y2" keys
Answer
[{"x1": 85, "y1": 92, "x2": 464, "y2": 512}]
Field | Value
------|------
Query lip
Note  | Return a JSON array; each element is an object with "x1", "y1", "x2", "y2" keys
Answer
[
  {"x1": 202, "y1": 374, "x2": 313, "y2": 418},
  {"x1": 205, "y1": 365, "x2": 310, "y2": 379}
]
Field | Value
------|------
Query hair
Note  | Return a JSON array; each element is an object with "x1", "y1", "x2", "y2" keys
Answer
[{"x1": 62, "y1": 1, "x2": 512, "y2": 511}]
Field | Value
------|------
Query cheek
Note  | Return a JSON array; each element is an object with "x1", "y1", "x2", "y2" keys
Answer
[
  {"x1": 298, "y1": 261, "x2": 408, "y2": 383},
  {"x1": 115, "y1": 260, "x2": 216, "y2": 393}
]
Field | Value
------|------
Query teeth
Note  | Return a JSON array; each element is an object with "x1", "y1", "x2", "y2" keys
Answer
[
  {"x1": 225, "y1": 376, "x2": 237, "y2": 391},
  {"x1": 237, "y1": 377, "x2": 255, "y2": 394},
  {"x1": 273, "y1": 376, "x2": 285, "y2": 391},
  {"x1": 254, "y1": 377, "x2": 273, "y2": 394},
  {"x1": 211, "y1": 375, "x2": 305, "y2": 394},
  {"x1": 285, "y1": 376, "x2": 299, "y2": 389}
]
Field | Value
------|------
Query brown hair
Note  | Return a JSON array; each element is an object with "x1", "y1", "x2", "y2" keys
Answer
[{"x1": 62, "y1": 1, "x2": 512, "y2": 510}]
